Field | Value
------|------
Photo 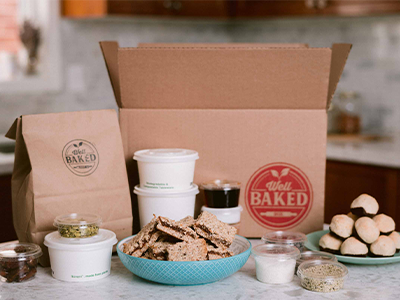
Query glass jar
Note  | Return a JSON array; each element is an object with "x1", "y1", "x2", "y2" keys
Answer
[{"x1": 336, "y1": 91, "x2": 362, "y2": 134}]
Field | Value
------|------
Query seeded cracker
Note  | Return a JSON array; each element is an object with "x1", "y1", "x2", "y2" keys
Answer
[
  {"x1": 123, "y1": 216, "x2": 160, "y2": 257},
  {"x1": 179, "y1": 216, "x2": 196, "y2": 228},
  {"x1": 167, "y1": 239, "x2": 208, "y2": 261},
  {"x1": 206, "y1": 244, "x2": 233, "y2": 260},
  {"x1": 194, "y1": 211, "x2": 237, "y2": 249},
  {"x1": 156, "y1": 216, "x2": 198, "y2": 242},
  {"x1": 148, "y1": 234, "x2": 178, "y2": 260}
]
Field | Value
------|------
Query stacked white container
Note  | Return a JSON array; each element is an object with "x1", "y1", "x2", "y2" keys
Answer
[{"x1": 133, "y1": 149, "x2": 199, "y2": 227}]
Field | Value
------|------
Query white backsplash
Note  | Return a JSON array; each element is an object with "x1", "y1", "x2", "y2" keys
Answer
[{"x1": 1, "y1": 16, "x2": 400, "y2": 134}]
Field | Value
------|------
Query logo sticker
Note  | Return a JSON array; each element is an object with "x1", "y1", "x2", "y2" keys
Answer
[
  {"x1": 245, "y1": 162, "x2": 313, "y2": 230},
  {"x1": 62, "y1": 139, "x2": 99, "y2": 176}
]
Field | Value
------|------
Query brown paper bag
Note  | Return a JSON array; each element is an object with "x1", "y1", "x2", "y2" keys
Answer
[{"x1": 6, "y1": 109, "x2": 132, "y2": 266}]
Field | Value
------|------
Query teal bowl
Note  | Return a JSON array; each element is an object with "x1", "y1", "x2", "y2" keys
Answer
[{"x1": 117, "y1": 235, "x2": 251, "y2": 285}]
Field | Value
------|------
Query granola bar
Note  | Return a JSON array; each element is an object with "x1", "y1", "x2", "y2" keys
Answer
[
  {"x1": 167, "y1": 239, "x2": 208, "y2": 261},
  {"x1": 194, "y1": 211, "x2": 237, "y2": 249},
  {"x1": 156, "y1": 216, "x2": 198, "y2": 242}
]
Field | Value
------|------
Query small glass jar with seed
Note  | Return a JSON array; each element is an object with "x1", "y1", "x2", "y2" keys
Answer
[
  {"x1": 53, "y1": 213, "x2": 102, "y2": 238},
  {"x1": 297, "y1": 260, "x2": 348, "y2": 293}
]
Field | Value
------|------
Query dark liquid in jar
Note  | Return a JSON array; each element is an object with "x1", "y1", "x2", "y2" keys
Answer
[{"x1": 204, "y1": 189, "x2": 240, "y2": 208}]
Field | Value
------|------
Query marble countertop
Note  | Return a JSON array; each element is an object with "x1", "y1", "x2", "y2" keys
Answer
[
  {"x1": 326, "y1": 134, "x2": 400, "y2": 169},
  {"x1": 1, "y1": 240, "x2": 400, "y2": 300}
]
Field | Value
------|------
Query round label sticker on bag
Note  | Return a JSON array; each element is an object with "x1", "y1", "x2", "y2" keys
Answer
[
  {"x1": 245, "y1": 162, "x2": 313, "y2": 230},
  {"x1": 62, "y1": 139, "x2": 99, "y2": 176}
]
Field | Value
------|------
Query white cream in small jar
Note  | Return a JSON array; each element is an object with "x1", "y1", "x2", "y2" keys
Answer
[{"x1": 251, "y1": 244, "x2": 300, "y2": 284}]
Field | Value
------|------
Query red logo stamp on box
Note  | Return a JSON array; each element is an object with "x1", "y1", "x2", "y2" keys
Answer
[{"x1": 245, "y1": 162, "x2": 313, "y2": 230}]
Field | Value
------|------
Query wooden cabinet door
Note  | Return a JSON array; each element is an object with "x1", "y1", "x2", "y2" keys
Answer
[
  {"x1": 107, "y1": 1, "x2": 171, "y2": 16},
  {"x1": 159, "y1": 0, "x2": 229, "y2": 17},
  {"x1": 325, "y1": 160, "x2": 399, "y2": 230},
  {"x1": 318, "y1": 1, "x2": 400, "y2": 17},
  {"x1": 0, "y1": 175, "x2": 17, "y2": 242},
  {"x1": 233, "y1": 0, "x2": 318, "y2": 17},
  {"x1": 107, "y1": 0, "x2": 232, "y2": 18}
]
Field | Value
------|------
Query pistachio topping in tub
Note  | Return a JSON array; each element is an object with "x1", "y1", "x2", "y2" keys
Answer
[{"x1": 54, "y1": 213, "x2": 102, "y2": 238}]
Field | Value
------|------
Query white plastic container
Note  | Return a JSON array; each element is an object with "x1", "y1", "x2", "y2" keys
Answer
[
  {"x1": 201, "y1": 205, "x2": 243, "y2": 224},
  {"x1": 134, "y1": 184, "x2": 199, "y2": 227},
  {"x1": 134, "y1": 149, "x2": 199, "y2": 190},
  {"x1": 44, "y1": 229, "x2": 117, "y2": 282}
]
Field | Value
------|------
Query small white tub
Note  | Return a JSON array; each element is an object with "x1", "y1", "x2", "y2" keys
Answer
[
  {"x1": 133, "y1": 149, "x2": 199, "y2": 190},
  {"x1": 44, "y1": 229, "x2": 117, "y2": 282},
  {"x1": 134, "y1": 184, "x2": 199, "y2": 227},
  {"x1": 201, "y1": 205, "x2": 243, "y2": 224}
]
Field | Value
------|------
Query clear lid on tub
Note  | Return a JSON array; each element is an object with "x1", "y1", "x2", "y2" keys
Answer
[
  {"x1": 262, "y1": 231, "x2": 307, "y2": 244},
  {"x1": 133, "y1": 149, "x2": 199, "y2": 163},
  {"x1": 44, "y1": 229, "x2": 117, "y2": 251},
  {"x1": 252, "y1": 244, "x2": 300, "y2": 260},
  {"x1": 201, "y1": 179, "x2": 241, "y2": 191},
  {"x1": 0, "y1": 243, "x2": 42, "y2": 262},
  {"x1": 54, "y1": 213, "x2": 102, "y2": 228},
  {"x1": 297, "y1": 251, "x2": 337, "y2": 265},
  {"x1": 53, "y1": 213, "x2": 102, "y2": 238}
]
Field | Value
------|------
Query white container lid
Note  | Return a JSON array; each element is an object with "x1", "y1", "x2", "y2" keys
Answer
[
  {"x1": 134, "y1": 184, "x2": 199, "y2": 197},
  {"x1": 44, "y1": 229, "x2": 117, "y2": 252},
  {"x1": 201, "y1": 205, "x2": 243, "y2": 224},
  {"x1": 133, "y1": 149, "x2": 199, "y2": 163}
]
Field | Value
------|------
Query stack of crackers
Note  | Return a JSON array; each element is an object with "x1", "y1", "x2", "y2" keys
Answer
[{"x1": 123, "y1": 211, "x2": 237, "y2": 261}]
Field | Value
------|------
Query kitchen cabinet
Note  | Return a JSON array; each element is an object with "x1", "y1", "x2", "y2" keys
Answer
[
  {"x1": 233, "y1": 0, "x2": 319, "y2": 17},
  {"x1": 234, "y1": 0, "x2": 400, "y2": 18},
  {"x1": 62, "y1": 0, "x2": 234, "y2": 18},
  {"x1": 325, "y1": 160, "x2": 400, "y2": 230},
  {"x1": 315, "y1": 0, "x2": 400, "y2": 16},
  {"x1": 0, "y1": 175, "x2": 17, "y2": 243},
  {"x1": 62, "y1": 0, "x2": 400, "y2": 18}
]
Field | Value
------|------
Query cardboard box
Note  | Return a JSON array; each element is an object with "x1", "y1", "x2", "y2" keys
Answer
[{"x1": 100, "y1": 42, "x2": 351, "y2": 237}]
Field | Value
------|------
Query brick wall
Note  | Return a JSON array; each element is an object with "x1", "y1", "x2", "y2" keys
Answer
[{"x1": 0, "y1": 0, "x2": 20, "y2": 53}]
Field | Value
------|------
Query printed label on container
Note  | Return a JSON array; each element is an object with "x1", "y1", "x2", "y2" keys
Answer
[
  {"x1": 144, "y1": 182, "x2": 174, "y2": 190},
  {"x1": 62, "y1": 139, "x2": 99, "y2": 177},
  {"x1": 70, "y1": 270, "x2": 109, "y2": 279},
  {"x1": 245, "y1": 162, "x2": 313, "y2": 230}
]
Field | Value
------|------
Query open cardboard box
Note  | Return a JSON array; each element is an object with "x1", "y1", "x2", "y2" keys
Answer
[{"x1": 100, "y1": 42, "x2": 351, "y2": 237}]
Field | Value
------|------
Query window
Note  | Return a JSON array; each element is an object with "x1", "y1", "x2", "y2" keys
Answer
[{"x1": 0, "y1": 0, "x2": 61, "y2": 93}]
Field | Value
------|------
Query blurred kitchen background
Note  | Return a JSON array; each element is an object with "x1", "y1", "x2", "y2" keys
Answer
[{"x1": 1, "y1": 0, "x2": 400, "y2": 242}]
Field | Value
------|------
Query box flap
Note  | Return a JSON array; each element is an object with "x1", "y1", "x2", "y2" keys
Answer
[
  {"x1": 117, "y1": 47, "x2": 332, "y2": 109},
  {"x1": 138, "y1": 43, "x2": 309, "y2": 48},
  {"x1": 327, "y1": 43, "x2": 352, "y2": 109},
  {"x1": 99, "y1": 41, "x2": 122, "y2": 107}
]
